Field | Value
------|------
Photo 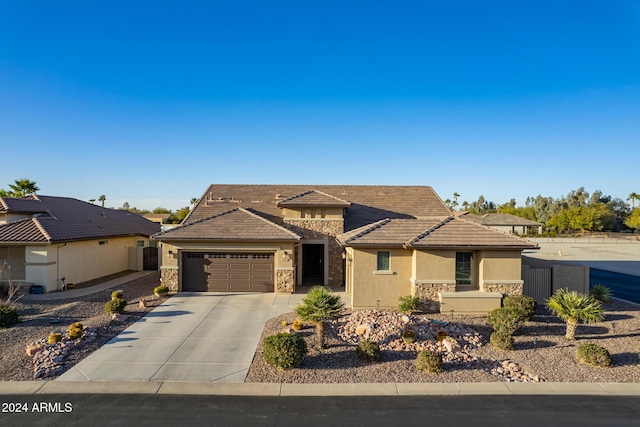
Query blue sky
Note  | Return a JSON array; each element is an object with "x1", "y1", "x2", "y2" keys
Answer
[{"x1": 1, "y1": 1, "x2": 639, "y2": 211}]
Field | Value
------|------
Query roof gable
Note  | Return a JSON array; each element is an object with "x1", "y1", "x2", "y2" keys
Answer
[
  {"x1": 185, "y1": 184, "x2": 451, "y2": 231},
  {"x1": 152, "y1": 207, "x2": 302, "y2": 241},
  {"x1": 277, "y1": 190, "x2": 351, "y2": 208}
]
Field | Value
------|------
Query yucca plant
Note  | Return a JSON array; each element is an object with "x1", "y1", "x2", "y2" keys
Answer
[
  {"x1": 546, "y1": 288, "x2": 604, "y2": 340},
  {"x1": 295, "y1": 286, "x2": 344, "y2": 349},
  {"x1": 589, "y1": 284, "x2": 612, "y2": 303}
]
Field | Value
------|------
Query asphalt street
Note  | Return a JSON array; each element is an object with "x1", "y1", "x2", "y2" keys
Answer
[{"x1": 2, "y1": 394, "x2": 640, "y2": 427}]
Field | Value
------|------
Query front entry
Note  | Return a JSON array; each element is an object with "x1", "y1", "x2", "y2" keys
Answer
[{"x1": 302, "y1": 244, "x2": 324, "y2": 285}]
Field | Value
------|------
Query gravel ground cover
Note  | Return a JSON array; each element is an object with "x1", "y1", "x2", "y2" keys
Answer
[
  {"x1": 246, "y1": 299, "x2": 640, "y2": 383},
  {"x1": 0, "y1": 272, "x2": 164, "y2": 381}
]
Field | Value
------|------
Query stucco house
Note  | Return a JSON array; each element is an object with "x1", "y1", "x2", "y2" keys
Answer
[
  {"x1": 0, "y1": 195, "x2": 160, "y2": 292},
  {"x1": 153, "y1": 184, "x2": 538, "y2": 312}
]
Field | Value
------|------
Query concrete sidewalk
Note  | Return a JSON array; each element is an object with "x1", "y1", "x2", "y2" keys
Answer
[
  {"x1": 20, "y1": 271, "x2": 158, "y2": 301},
  {"x1": 1, "y1": 381, "x2": 639, "y2": 396}
]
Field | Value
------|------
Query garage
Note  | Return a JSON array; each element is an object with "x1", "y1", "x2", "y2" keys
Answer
[{"x1": 182, "y1": 252, "x2": 274, "y2": 292}]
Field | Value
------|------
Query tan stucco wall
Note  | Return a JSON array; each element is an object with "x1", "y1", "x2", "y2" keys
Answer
[
  {"x1": 350, "y1": 248, "x2": 412, "y2": 309},
  {"x1": 0, "y1": 213, "x2": 32, "y2": 225},
  {"x1": 23, "y1": 236, "x2": 147, "y2": 292},
  {"x1": 412, "y1": 250, "x2": 455, "y2": 282},
  {"x1": 281, "y1": 207, "x2": 344, "y2": 220},
  {"x1": 478, "y1": 250, "x2": 522, "y2": 281}
]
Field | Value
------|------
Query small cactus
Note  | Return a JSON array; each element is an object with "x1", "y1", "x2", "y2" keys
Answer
[{"x1": 48, "y1": 333, "x2": 63, "y2": 344}]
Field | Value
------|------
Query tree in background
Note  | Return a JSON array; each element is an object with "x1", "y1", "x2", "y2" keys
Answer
[
  {"x1": 628, "y1": 192, "x2": 640, "y2": 209},
  {"x1": 0, "y1": 178, "x2": 39, "y2": 197},
  {"x1": 98, "y1": 195, "x2": 106, "y2": 207},
  {"x1": 625, "y1": 208, "x2": 640, "y2": 231}
]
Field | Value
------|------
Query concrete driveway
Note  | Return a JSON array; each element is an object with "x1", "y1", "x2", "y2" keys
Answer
[{"x1": 58, "y1": 291, "x2": 317, "y2": 383}]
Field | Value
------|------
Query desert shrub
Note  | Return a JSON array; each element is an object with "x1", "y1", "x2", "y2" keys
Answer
[
  {"x1": 356, "y1": 340, "x2": 381, "y2": 362},
  {"x1": 490, "y1": 331, "x2": 514, "y2": 350},
  {"x1": 416, "y1": 350, "x2": 444, "y2": 374},
  {"x1": 111, "y1": 290, "x2": 124, "y2": 300},
  {"x1": 589, "y1": 284, "x2": 612, "y2": 303},
  {"x1": 292, "y1": 320, "x2": 304, "y2": 331},
  {"x1": 487, "y1": 307, "x2": 524, "y2": 335},
  {"x1": 503, "y1": 295, "x2": 537, "y2": 321},
  {"x1": 68, "y1": 327, "x2": 83, "y2": 340},
  {"x1": 104, "y1": 298, "x2": 127, "y2": 315},
  {"x1": 398, "y1": 295, "x2": 420, "y2": 313},
  {"x1": 0, "y1": 306, "x2": 19, "y2": 328},
  {"x1": 576, "y1": 342, "x2": 611, "y2": 367},
  {"x1": 154, "y1": 285, "x2": 169, "y2": 294},
  {"x1": 262, "y1": 332, "x2": 308, "y2": 369},
  {"x1": 48, "y1": 333, "x2": 62, "y2": 344},
  {"x1": 70, "y1": 322, "x2": 83, "y2": 331}
]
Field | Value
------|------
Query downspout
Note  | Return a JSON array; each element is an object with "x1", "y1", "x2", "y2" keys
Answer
[{"x1": 56, "y1": 242, "x2": 67, "y2": 289}]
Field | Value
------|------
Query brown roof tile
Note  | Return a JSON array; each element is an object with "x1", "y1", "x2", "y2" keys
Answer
[
  {"x1": 152, "y1": 207, "x2": 302, "y2": 241},
  {"x1": 0, "y1": 195, "x2": 160, "y2": 243},
  {"x1": 277, "y1": 190, "x2": 351, "y2": 208},
  {"x1": 185, "y1": 184, "x2": 451, "y2": 231}
]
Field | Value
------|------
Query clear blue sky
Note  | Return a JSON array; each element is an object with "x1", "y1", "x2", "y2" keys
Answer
[{"x1": 1, "y1": 1, "x2": 639, "y2": 211}]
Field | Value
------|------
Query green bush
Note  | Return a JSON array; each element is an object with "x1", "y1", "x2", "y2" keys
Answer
[
  {"x1": 398, "y1": 295, "x2": 420, "y2": 313},
  {"x1": 154, "y1": 285, "x2": 169, "y2": 294},
  {"x1": 416, "y1": 350, "x2": 444, "y2": 374},
  {"x1": 356, "y1": 340, "x2": 381, "y2": 362},
  {"x1": 589, "y1": 284, "x2": 612, "y2": 303},
  {"x1": 576, "y1": 342, "x2": 611, "y2": 367},
  {"x1": 0, "y1": 306, "x2": 18, "y2": 328},
  {"x1": 104, "y1": 298, "x2": 127, "y2": 315},
  {"x1": 111, "y1": 290, "x2": 124, "y2": 300},
  {"x1": 490, "y1": 331, "x2": 514, "y2": 350},
  {"x1": 487, "y1": 307, "x2": 524, "y2": 335},
  {"x1": 262, "y1": 332, "x2": 308, "y2": 369},
  {"x1": 503, "y1": 295, "x2": 537, "y2": 321}
]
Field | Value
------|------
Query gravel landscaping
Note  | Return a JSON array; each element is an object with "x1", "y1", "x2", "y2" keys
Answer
[
  {"x1": 246, "y1": 299, "x2": 640, "y2": 383},
  {"x1": 0, "y1": 271, "x2": 165, "y2": 381},
  {"x1": 2, "y1": 274, "x2": 639, "y2": 384}
]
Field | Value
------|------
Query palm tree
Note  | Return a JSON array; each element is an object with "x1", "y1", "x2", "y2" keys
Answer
[
  {"x1": 546, "y1": 288, "x2": 604, "y2": 340},
  {"x1": 190, "y1": 197, "x2": 198, "y2": 206},
  {"x1": 628, "y1": 192, "x2": 639, "y2": 209},
  {"x1": 3, "y1": 178, "x2": 39, "y2": 197},
  {"x1": 295, "y1": 286, "x2": 344, "y2": 348},
  {"x1": 98, "y1": 195, "x2": 106, "y2": 207}
]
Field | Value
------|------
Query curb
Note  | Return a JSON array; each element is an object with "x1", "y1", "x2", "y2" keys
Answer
[{"x1": 0, "y1": 381, "x2": 638, "y2": 396}]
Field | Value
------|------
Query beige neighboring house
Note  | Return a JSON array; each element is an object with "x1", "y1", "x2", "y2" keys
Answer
[
  {"x1": 0, "y1": 195, "x2": 160, "y2": 292},
  {"x1": 143, "y1": 213, "x2": 172, "y2": 225},
  {"x1": 153, "y1": 185, "x2": 538, "y2": 313},
  {"x1": 458, "y1": 212, "x2": 543, "y2": 235}
]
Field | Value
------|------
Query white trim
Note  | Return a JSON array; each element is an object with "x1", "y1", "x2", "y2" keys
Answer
[
  {"x1": 374, "y1": 270, "x2": 395, "y2": 275},
  {"x1": 276, "y1": 267, "x2": 294, "y2": 271}
]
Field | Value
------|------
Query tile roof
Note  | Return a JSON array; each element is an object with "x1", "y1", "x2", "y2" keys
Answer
[
  {"x1": 185, "y1": 184, "x2": 451, "y2": 231},
  {"x1": 0, "y1": 195, "x2": 160, "y2": 243},
  {"x1": 152, "y1": 207, "x2": 302, "y2": 241},
  {"x1": 459, "y1": 212, "x2": 542, "y2": 226},
  {"x1": 337, "y1": 217, "x2": 538, "y2": 249},
  {"x1": 277, "y1": 190, "x2": 351, "y2": 208}
]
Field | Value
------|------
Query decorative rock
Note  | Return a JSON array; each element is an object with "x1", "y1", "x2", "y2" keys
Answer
[
  {"x1": 111, "y1": 313, "x2": 128, "y2": 322},
  {"x1": 26, "y1": 344, "x2": 45, "y2": 356},
  {"x1": 139, "y1": 299, "x2": 147, "y2": 308}
]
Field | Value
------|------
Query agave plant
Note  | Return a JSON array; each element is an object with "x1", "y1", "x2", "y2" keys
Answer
[
  {"x1": 589, "y1": 284, "x2": 612, "y2": 303},
  {"x1": 546, "y1": 288, "x2": 604, "y2": 340}
]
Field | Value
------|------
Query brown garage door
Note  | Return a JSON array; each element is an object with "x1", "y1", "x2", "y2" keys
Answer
[{"x1": 182, "y1": 252, "x2": 274, "y2": 292}]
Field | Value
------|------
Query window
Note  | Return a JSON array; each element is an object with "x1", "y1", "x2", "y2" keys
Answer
[
  {"x1": 98, "y1": 240, "x2": 108, "y2": 245},
  {"x1": 377, "y1": 251, "x2": 390, "y2": 271},
  {"x1": 456, "y1": 252, "x2": 472, "y2": 285},
  {"x1": 137, "y1": 241, "x2": 145, "y2": 247}
]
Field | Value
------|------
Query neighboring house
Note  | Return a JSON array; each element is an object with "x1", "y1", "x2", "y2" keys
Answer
[
  {"x1": 153, "y1": 184, "x2": 538, "y2": 312},
  {"x1": 143, "y1": 213, "x2": 172, "y2": 225},
  {"x1": 457, "y1": 212, "x2": 543, "y2": 235},
  {"x1": 0, "y1": 195, "x2": 160, "y2": 292}
]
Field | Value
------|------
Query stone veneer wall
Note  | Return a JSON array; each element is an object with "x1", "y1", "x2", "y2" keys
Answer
[
  {"x1": 276, "y1": 269, "x2": 295, "y2": 293},
  {"x1": 160, "y1": 267, "x2": 179, "y2": 292},
  {"x1": 480, "y1": 282, "x2": 523, "y2": 296},
  {"x1": 412, "y1": 282, "x2": 457, "y2": 313},
  {"x1": 283, "y1": 219, "x2": 344, "y2": 287}
]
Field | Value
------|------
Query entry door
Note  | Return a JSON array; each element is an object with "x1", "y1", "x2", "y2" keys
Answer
[{"x1": 302, "y1": 244, "x2": 324, "y2": 285}]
